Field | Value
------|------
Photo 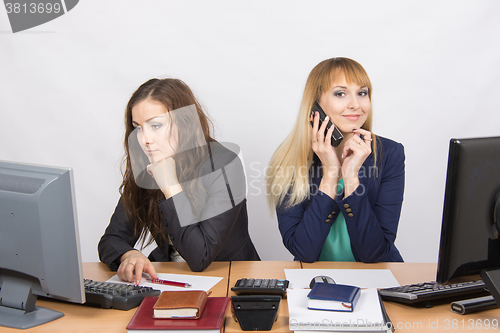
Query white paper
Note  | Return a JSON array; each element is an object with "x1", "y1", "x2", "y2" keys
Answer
[
  {"x1": 284, "y1": 269, "x2": 399, "y2": 289},
  {"x1": 287, "y1": 288, "x2": 387, "y2": 332},
  {"x1": 106, "y1": 272, "x2": 222, "y2": 292}
]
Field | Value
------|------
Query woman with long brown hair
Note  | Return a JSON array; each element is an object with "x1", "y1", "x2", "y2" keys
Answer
[
  {"x1": 99, "y1": 78, "x2": 259, "y2": 284},
  {"x1": 266, "y1": 58, "x2": 404, "y2": 263}
]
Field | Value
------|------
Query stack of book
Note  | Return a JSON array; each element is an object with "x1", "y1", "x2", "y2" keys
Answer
[
  {"x1": 287, "y1": 285, "x2": 392, "y2": 333},
  {"x1": 126, "y1": 291, "x2": 229, "y2": 333}
]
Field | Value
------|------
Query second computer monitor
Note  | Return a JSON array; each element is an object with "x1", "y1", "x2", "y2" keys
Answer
[{"x1": 436, "y1": 136, "x2": 500, "y2": 283}]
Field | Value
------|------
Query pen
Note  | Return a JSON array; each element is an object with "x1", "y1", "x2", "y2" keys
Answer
[{"x1": 149, "y1": 278, "x2": 191, "y2": 288}]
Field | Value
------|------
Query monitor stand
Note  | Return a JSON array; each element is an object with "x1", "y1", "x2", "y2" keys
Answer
[
  {"x1": 0, "y1": 275, "x2": 64, "y2": 329},
  {"x1": 481, "y1": 269, "x2": 500, "y2": 307}
]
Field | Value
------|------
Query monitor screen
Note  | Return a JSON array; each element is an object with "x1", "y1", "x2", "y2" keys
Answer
[
  {"x1": 436, "y1": 137, "x2": 500, "y2": 284},
  {"x1": 0, "y1": 160, "x2": 85, "y2": 329}
]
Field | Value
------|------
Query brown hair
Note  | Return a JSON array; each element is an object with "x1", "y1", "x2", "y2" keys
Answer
[{"x1": 121, "y1": 78, "x2": 214, "y2": 247}]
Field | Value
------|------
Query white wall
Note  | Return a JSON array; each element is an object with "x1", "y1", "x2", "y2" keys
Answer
[{"x1": 1, "y1": 0, "x2": 500, "y2": 263}]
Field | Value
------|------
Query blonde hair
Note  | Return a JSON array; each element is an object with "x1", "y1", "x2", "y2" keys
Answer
[{"x1": 266, "y1": 57, "x2": 378, "y2": 210}]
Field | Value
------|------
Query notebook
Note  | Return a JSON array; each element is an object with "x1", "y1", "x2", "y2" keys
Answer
[
  {"x1": 153, "y1": 290, "x2": 209, "y2": 319},
  {"x1": 127, "y1": 296, "x2": 229, "y2": 333},
  {"x1": 288, "y1": 288, "x2": 390, "y2": 332},
  {"x1": 307, "y1": 283, "x2": 361, "y2": 312}
]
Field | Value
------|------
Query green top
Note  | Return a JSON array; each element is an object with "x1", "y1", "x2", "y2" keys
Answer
[{"x1": 318, "y1": 179, "x2": 356, "y2": 262}]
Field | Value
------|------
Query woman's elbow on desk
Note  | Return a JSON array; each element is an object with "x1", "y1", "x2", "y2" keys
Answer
[
  {"x1": 298, "y1": 256, "x2": 317, "y2": 263},
  {"x1": 355, "y1": 245, "x2": 403, "y2": 263},
  {"x1": 185, "y1": 259, "x2": 211, "y2": 272},
  {"x1": 287, "y1": 246, "x2": 320, "y2": 263}
]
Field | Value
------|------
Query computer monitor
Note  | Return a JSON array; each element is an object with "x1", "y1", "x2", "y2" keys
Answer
[
  {"x1": 436, "y1": 137, "x2": 500, "y2": 284},
  {"x1": 0, "y1": 160, "x2": 85, "y2": 329}
]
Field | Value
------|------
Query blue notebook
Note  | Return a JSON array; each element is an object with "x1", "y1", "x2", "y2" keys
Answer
[{"x1": 307, "y1": 283, "x2": 361, "y2": 312}]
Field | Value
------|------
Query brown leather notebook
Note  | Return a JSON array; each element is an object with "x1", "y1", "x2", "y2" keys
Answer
[{"x1": 153, "y1": 290, "x2": 210, "y2": 319}]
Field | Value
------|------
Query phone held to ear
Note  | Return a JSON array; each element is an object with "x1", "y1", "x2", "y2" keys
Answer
[{"x1": 310, "y1": 101, "x2": 343, "y2": 147}]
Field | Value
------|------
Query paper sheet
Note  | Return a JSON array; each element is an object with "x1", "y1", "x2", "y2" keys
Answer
[
  {"x1": 106, "y1": 272, "x2": 223, "y2": 292},
  {"x1": 285, "y1": 269, "x2": 399, "y2": 289},
  {"x1": 287, "y1": 288, "x2": 387, "y2": 332}
]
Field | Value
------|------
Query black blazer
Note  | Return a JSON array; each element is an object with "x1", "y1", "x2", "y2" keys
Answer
[{"x1": 98, "y1": 142, "x2": 260, "y2": 272}]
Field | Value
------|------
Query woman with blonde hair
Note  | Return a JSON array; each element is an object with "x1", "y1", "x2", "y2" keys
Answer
[
  {"x1": 266, "y1": 58, "x2": 404, "y2": 262},
  {"x1": 99, "y1": 78, "x2": 259, "y2": 284}
]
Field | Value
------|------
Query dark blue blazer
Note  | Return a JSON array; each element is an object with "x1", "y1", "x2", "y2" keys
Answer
[{"x1": 277, "y1": 136, "x2": 404, "y2": 263}]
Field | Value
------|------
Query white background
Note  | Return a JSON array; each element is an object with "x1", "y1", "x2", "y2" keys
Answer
[{"x1": 1, "y1": 1, "x2": 499, "y2": 264}]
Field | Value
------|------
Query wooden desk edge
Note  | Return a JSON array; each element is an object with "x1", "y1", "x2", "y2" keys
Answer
[{"x1": 7, "y1": 261, "x2": 447, "y2": 333}]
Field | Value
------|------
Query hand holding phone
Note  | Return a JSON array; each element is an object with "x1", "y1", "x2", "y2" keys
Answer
[{"x1": 310, "y1": 101, "x2": 343, "y2": 147}]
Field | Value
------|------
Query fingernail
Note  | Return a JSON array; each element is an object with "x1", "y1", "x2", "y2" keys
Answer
[{"x1": 325, "y1": 116, "x2": 329, "y2": 120}]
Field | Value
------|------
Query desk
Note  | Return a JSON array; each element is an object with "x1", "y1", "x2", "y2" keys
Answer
[
  {"x1": 4, "y1": 262, "x2": 500, "y2": 333},
  {"x1": 303, "y1": 262, "x2": 500, "y2": 333},
  {"x1": 2, "y1": 262, "x2": 229, "y2": 333}
]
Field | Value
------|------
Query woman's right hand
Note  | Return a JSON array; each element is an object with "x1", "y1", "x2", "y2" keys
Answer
[
  {"x1": 118, "y1": 250, "x2": 157, "y2": 285},
  {"x1": 147, "y1": 157, "x2": 182, "y2": 199},
  {"x1": 310, "y1": 112, "x2": 341, "y2": 170}
]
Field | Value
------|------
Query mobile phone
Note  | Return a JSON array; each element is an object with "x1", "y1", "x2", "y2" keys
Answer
[{"x1": 310, "y1": 101, "x2": 343, "y2": 147}]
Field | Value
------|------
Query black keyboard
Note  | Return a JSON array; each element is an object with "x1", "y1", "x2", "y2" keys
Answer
[
  {"x1": 231, "y1": 278, "x2": 289, "y2": 296},
  {"x1": 84, "y1": 279, "x2": 161, "y2": 310},
  {"x1": 379, "y1": 280, "x2": 488, "y2": 306}
]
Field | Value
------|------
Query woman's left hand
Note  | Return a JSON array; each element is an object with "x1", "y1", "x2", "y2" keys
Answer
[{"x1": 341, "y1": 128, "x2": 373, "y2": 196}]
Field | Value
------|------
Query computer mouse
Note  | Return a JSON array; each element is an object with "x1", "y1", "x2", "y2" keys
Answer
[{"x1": 309, "y1": 275, "x2": 335, "y2": 288}]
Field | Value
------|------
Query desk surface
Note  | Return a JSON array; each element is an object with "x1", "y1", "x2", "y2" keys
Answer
[
  {"x1": 2, "y1": 262, "x2": 229, "y2": 333},
  {"x1": 3, "y1": 261, "x2": 500, "y2": 333}
]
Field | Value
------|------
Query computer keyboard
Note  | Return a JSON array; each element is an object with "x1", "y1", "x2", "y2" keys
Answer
[
  {"x1": 84, "y1": 279, "x2": 161, "y2": 310},
  {"x1": 379, "y1": 280, "x2": 488, "y2": 306}
]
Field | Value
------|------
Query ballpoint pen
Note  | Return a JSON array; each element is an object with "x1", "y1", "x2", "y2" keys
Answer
[{"x1": 149, "y1": 278, "x2": 191, "y2": 288}]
